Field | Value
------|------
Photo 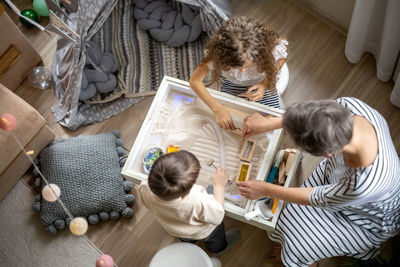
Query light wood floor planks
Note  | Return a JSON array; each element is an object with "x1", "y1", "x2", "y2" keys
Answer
[{"x1": 5, "y1": 0, "x2": 399, "y2": 266}]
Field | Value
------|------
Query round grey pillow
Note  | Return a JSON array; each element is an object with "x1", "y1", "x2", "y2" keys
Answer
[
  {"x1": 133, "y1": 0, "x2": 203, "y2": 47},
  {"x1": 79, "y1": 83, "x2": 97, "y2": 101},
  {"x1": 166, "y1": 25, "x2": 191, "y2": 47},
  {"x1": 95, "y1": 74, "x2": 117, "y2": 94}
]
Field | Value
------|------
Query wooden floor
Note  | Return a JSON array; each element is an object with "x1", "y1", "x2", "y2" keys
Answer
[{"x1": 6, "y1": 0, "x2": 399, "y2": 266}]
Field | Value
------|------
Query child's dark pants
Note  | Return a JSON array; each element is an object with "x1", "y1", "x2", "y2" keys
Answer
[{"x1": 179, "y1": 221, "x2": 228, "y2": 253}]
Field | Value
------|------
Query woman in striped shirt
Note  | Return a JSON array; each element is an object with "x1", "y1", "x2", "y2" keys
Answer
[
  {"x1": 189, "y1": 16, "x2": 288, "y2": 130},
  {"x1": 238, "y1": 97, "x2": 400, "y2": 266}
]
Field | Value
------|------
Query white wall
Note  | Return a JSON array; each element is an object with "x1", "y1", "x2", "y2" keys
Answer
[{"x1": 305, "y1": 0, "x2": 356, "y2": 28}]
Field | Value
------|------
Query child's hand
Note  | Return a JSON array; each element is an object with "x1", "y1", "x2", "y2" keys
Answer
[
  {"x1": 213, "y1": 168, "x2": 229, "y2": 188},
  {"x1": 237, "y1": 82, "x2": 267, "y2": 101},
  {"x1": 215, "y1": 105, "x2": 236, "y2": 130},
  {"x1": 212, "y1": 168, "x2": 229, "y2": 206}
]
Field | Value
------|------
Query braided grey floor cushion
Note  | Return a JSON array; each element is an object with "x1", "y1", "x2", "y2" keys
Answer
[
  {"x1": 133, "y1": 0, "x2": 203, "y2": 47},
  {"x1": 33, "y1": 131, "x2": 134, "y2": 234}
]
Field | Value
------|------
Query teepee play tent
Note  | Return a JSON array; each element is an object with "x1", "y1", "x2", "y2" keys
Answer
[{"x1": 7, "y1": 0, "x2": 231, "y2": 130}]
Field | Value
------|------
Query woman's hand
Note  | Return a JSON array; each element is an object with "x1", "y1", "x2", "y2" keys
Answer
[
  {"x1": 241, "y1": 113, "x2": 282, "y2": 138},
  {"x1": 215, "y1": 105, "x2": 236, "y2": 130},
  {"x1": 238, "y1": 180, "x2": 313, "y2": 205},
  {"x1": 242, "y1": 113, "x2": 268, "y2": 137},
  {"x1": 237, "y1": 180, "x2": 269, "y2": 199},
  {"x1": 237, "y1": 82, "x2": 267, "y2": 101}
]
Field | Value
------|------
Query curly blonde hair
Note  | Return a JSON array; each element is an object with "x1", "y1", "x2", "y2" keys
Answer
[{"x1": 202, "y1": 16, "x2": 283, "y2": 94}]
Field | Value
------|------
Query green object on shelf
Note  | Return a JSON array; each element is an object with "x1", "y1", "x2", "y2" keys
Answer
[
  {"x1": 33, "y1": 0, "x2": 49, "y2": 17},
  {"x1": 20, "y1": 9, "x2": 39, "y2": 27}
]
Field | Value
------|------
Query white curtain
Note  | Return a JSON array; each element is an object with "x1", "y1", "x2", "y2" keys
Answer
[{"x1": 345, "y1": 0, "x2": 400, "y2": 107}]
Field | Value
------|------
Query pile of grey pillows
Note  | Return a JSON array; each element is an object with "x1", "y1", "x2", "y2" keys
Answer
[{"x1": 79, "y1": 41, "x2": 119, "y2": 101}]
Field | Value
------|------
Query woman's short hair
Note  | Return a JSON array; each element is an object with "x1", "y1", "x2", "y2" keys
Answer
[
  {"x1": 148, "y1": 150, "x2": 200, "y2": 201},
  {"x1": 283, "y1": 100, "x2": 353, "y2": 156}
]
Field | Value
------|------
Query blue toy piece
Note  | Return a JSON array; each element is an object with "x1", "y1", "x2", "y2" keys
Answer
[
  {"x1": 266, "y1": 159, "x2": 279, "y2": 183},
  {"x1": 265, "y1": 150, "x2": 285, "y2": 183}
]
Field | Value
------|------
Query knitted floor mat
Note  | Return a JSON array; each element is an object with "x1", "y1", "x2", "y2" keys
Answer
[{"x1": 80, "y1": 0, "x2": 207, "y2": 124}]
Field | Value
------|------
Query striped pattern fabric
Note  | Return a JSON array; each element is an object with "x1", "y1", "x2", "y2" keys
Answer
[
  {"x1": 220, "y1": 76, "x2": 280, "y2": 108},
  {"x1": 270, "y1": 97, "x2": 400, "y2": 266},
  {"x1": 92, "y1": 0, "x2": 207, "y2": 101}
]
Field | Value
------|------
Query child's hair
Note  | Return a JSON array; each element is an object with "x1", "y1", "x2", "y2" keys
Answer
[
  {"x1": 202, "y1": 16, "x2": 281, "y2": 93},
  {"x1": 148, "y1": 150, "x2": 201, "y2": 201}
]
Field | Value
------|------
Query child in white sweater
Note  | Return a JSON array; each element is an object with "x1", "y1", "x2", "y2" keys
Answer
[{"x1": 138, "y1": 150, "x2": 239, "y2": 254}]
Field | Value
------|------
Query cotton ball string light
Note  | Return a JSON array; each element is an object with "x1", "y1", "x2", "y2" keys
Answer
[
  {"x1": 69, "y1": 217, "x2": 88, "y2": 236},
  {"x1": 0, "y1": 113, "x2": 17, "y2": 131},
  {"x1": 96, "y1": 254, "x2": 114, "y2": 267},
  {"x1": 42, "y1": 184, "x2": 61, "y2": 202}
]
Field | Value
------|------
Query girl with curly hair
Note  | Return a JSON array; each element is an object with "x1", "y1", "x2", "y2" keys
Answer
[{"x1": 189, "y1": 16, "x2": 288, "y2": 130}]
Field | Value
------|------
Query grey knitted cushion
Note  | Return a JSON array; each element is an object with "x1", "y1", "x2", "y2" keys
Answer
[
  {"x1": 33, "y1": 131, "x2": 135, "y2": 234},
  {"x1": 133, "y1": 0, "x2": 203, "y2": 47},
  {"x1": 79, "y1": 41, "x2": 119, "y2": 101}
]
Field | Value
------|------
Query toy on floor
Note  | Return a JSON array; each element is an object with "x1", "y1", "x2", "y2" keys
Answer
[
  {"x1": 79, "y1": 41, "x2": 119, "y2": 101},
  {"x1": 133, "y1": 0, "x2": 203, "y2": 47}
]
